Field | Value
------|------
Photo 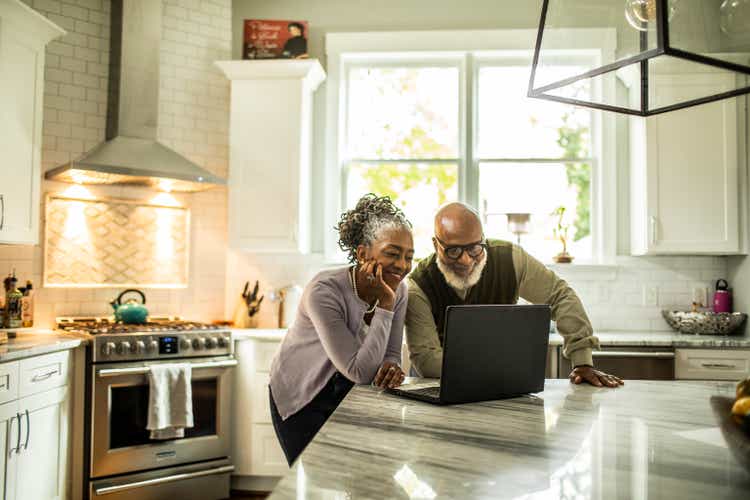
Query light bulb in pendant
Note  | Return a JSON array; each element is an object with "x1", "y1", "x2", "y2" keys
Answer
[
  {"x1": 720, "y1": 0, "x2": 750, "y2": 38},
  {"x1": 625, "y1": 0, "x2": 678, "y2": 32}
]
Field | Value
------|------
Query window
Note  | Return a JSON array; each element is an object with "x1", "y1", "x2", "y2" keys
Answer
[
  {"x1": 476, "y1": 62, "x2": 593, "y2": 262},
  {"x1": 344, "y1": 64, "x2": 460, "y2": 257},
  {"x1": 327, "y1": 31, "x2": 615, "y2": 262}
]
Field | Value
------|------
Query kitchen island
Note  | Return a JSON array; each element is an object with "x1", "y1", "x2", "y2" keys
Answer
[{"x1": 268, "y1": 379, "x2": 750, "y2": 499}]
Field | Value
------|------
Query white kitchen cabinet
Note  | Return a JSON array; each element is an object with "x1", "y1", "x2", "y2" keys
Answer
[
  {"x1": 675, "y1": 348, "x2": 750, "y2": 380},
  {"x1": 0, "y1": 350, "x2": 72, "y2": 500},
  {"x1": 630, "y1": 70, "x2": 746, "y2": 255},
  {"x1": 15, "y1": 386, "x2": 69, "y2": 500},
  {"x1": 0, "y1": 0, "x2": 65, "y2": 245},
  {"x1": 0, "y1": 400, "x2": 20, "y2": 500},
  {"x1": 232, "y1": 334, "x2": 287, "y2": 489},
  {"x1": 216, "y1": 60, "x2": 325, "y2": 254}
]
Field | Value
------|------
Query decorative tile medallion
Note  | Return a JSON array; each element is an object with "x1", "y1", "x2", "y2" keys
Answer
[{"x1": 44, "y1": 195, "x2": 190, "y2": 287}]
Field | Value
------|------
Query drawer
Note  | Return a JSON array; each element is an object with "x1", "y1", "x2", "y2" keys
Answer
[
  {"x1": 0, "y1": 361, "x2": 19, "y2": 404},
  {"x1": 19, "y1": 350, "x2": 71, "y2": 397},
  {"x1": 675, "y1": 348, "x2": 750, "y2": 381},
  {"x1": 251, "y1": 372, "x2": 271, "y2": 423},
  {"x1": 253, "y1": 342, "x2": 280, "y2": 373},
  {"x1": 250, "y1": 423, "x2": 287, "y2": 476}
]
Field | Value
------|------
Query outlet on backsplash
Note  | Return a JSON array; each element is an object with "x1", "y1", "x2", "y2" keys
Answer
[{"x1": 642, "y1": 285, "x2": 659, "y2": 307}]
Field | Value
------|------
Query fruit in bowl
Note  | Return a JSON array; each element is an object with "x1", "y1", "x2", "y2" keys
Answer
[{"x1": 733, "y1": 378, "x2": 750, "y2": 433}]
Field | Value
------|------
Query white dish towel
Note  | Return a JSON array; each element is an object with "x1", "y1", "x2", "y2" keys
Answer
[{"x1": 147, "y1": 363, "x2": 194, "y2": 440}]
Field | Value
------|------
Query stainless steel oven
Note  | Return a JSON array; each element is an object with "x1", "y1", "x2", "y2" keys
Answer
[
  {"x1": 56, "y1": 317, "x2": 236, "y2": 500},
  {"x1": 90, "y1": 356, "x2": 236, "y2": 478}
]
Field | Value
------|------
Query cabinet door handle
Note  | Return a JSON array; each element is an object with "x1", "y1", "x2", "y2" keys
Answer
[
  {"x1": 23, "y1": 409, "x2": 29, "y2": 451},
  {"x1": 0, "y1": 194, "x2": 4, "y2": 230},
  {"x1": 8, "y1": 413, "x2": 19, "y2": 456},
  {"x1": 32, "y1": 369, "x2": 59, "y2": 382},
  {"x1": 649, "y1": 216, "x2": 658, "y2": 245},
  {"x1": 700, "y1": 363, "x2": 737, "y2": 369},
  {"x1": 12, "y1": 412, "x2": 22, "y2": 455}
]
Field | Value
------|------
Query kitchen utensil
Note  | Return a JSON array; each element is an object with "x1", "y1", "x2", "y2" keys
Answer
[
  {"x1": 714, "y1": 279, "x2": 733, "y2": 313},
  {"x1": 242, "y1": 280, "x2": 264, "y2": 318},
  {"x1": 110, "y1": 289, "x2": 149, "y2": 324},
  {"x1": 661, "y1": 310, "x2": 747, "y2": 335}
]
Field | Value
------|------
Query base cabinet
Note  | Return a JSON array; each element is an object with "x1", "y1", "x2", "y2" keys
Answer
[
  {"x1": 675, "y1": 349, "x2": 750, "y2": 380},
  {"x1": 0, "y1": 350, "x2": 72, "y2": 500},
  {"x1": 232, "y1": 335, "x2": 287, "y2": 483},
  {"x1": 15, "y1": 386, "x2": 69, "y2": 500}
]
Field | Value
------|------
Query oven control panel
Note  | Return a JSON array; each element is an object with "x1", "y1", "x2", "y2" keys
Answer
[{"x1": 93, "y1": 330, "x2": 233, "y2": 362}]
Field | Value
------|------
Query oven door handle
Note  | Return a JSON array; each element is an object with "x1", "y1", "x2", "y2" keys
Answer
[
  {"x1": 93, "y1": 464, "x2": 235, "y2": 496},
  {"x1": 592, "y1": 351, "x2": 675, "y2": 359},
  {"x1": 97, "y1": 359, "x2": 237, "y2": 378}
]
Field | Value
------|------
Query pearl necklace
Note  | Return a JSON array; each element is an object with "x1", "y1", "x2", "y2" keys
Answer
[{"x1": 349, "y1": 265, "x2": 379, "y2": 314}]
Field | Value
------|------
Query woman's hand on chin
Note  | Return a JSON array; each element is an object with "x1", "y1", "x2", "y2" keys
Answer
[
  {"x1": 357, "y1": 260, "x2": 396, "y2": 311},
  {"x1": 373, "y1": 361, "x2": 405, "y2": 389}
]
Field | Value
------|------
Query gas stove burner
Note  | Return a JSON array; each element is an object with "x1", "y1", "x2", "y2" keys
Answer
[{"x1": 56, "y1": 316, "x2": 222, "y2": 335}]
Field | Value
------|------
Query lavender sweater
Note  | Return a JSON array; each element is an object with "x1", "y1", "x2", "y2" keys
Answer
[{"x1": 269, "y1": 266, "x2": 407, "y2": 420}]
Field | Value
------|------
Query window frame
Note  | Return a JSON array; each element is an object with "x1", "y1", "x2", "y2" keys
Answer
[{"x1": 324, "y1": 30, "x2": 617, "y2": 264}]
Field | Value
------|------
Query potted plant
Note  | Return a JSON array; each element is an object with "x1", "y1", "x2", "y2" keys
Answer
[{"x1": 551, "y1": 206, "x2": 574, "y2": 264}]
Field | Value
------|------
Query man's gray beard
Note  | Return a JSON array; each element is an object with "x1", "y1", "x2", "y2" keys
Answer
[{"x1": 436, "y1": 254, "x2": 487, "y2": 292}]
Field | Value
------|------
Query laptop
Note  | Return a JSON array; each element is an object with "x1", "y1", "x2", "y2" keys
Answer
[{"x1": 387, "y1": 304, "x2": 551, "y2": 404}]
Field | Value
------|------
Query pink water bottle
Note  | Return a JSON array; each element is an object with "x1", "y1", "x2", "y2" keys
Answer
[{"x1": 713, "y1": 279, "x2": 732, "y2": 313}]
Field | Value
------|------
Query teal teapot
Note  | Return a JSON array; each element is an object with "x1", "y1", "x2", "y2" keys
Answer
[{"x1": 111, "y1": 289, "x2": 149, "y2": 324}]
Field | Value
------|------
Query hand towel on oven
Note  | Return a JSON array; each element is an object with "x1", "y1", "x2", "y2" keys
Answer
[{"x1": 147, "y1": 363, "x2": 194, "y2": 440}]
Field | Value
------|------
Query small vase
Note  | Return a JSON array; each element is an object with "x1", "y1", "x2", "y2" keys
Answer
[{"x1": 552, "y1": 251, "x2": 574, "y2": 264}]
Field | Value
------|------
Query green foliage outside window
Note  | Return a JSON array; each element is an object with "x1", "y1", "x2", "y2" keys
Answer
[{"x1": 556, "y1": 113, "x2": 591, "y2": 242}]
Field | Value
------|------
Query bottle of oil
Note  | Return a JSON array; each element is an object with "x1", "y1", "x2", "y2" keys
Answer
[{"x1": 5, "y1": 271, "x2": 23, "y2": 329}]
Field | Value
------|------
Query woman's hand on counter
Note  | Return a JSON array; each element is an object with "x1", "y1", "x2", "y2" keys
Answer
[
  {"x1": 569, "y1": 365, "x2": 624, "y2": 388},
  {"x1": 373, "y1": 361, "x2": 405, "y2": 389}
]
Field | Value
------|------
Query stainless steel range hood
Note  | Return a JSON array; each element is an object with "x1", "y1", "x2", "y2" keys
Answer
[{"x1": 45, "y1": 0, "x2": 225, "y2": 192}]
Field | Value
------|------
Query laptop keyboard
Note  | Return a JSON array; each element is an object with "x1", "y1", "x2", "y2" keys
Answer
[{"x1": 400, "y1": 386, "x2": 441, "y2": 398}]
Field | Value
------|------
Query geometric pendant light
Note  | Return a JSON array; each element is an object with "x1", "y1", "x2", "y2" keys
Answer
[{"x1": 528, "y1": 0, "x2": 750, "y2": 116}]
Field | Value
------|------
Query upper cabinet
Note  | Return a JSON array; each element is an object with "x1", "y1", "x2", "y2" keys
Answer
[
  {"x1": 0, "y1": 0, "x2": 65, "y2": 245},
  {"x1": 216, "y1": 60, "x2": 326, "y2": 254},
  {"x1": 629, "y1": 68, "x2": 747, "y2": 256}
]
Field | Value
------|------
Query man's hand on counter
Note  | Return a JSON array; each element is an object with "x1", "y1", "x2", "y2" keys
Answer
[{"x1": 569, "y1": 365, "x2": 624, "y2": 388}]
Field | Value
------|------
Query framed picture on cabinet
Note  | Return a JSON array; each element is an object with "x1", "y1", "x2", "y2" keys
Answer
[{"x1": 242, "y1": 19, "x2": 309, "y2": 60}]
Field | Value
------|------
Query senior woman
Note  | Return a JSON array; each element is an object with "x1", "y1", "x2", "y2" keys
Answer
[{"x1": 269, "y1": 194, "x2": 414, "y2": 465}]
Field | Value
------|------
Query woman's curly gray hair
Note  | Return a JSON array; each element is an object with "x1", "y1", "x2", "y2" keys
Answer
[{"x1": 336, "y1": 194, "x2": 412, "y2": 264}]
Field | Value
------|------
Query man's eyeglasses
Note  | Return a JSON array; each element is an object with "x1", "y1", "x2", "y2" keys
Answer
[{"x1": 434, "y1": 237, "x2": 487, "y2": 261}]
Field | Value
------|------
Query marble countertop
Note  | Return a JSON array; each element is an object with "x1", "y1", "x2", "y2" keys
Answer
[
  {"x1": 269, "y1": 379, "x2": 750, "y2": 499},
  {"x1": 550, "y1": 331, "x2": 750, "y2": 348},
  {"x1": 231, "y1": 328, "x2": 286, "y2": 341},
  {"x1": 0, "y1": 331, "x2": 88, "y2": 362}
]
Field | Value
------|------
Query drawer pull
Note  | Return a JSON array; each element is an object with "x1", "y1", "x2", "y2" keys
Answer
[
  {"x1": 593, "y1": 351, "x2": 675, "y2": 359},
  {"x1": 700, "y1": 363, "x2": 737, "y2": 369},
  {"x1": 31, "y1": 369, "x2": 59, "y2": 382}
]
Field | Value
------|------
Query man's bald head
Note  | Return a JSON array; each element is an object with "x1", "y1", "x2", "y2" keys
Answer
[{"x1": 434, "y1": 202, "x2": 483, "y2": 244}]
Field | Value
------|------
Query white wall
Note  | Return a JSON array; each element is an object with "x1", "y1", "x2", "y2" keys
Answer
[{"x1": 0, "y1": 0, "x2": 232, "y2": 328}]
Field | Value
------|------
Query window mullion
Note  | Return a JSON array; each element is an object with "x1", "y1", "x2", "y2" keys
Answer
[{"x1": 462, "y1": 53, "x2": 479, "y2": 209}]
